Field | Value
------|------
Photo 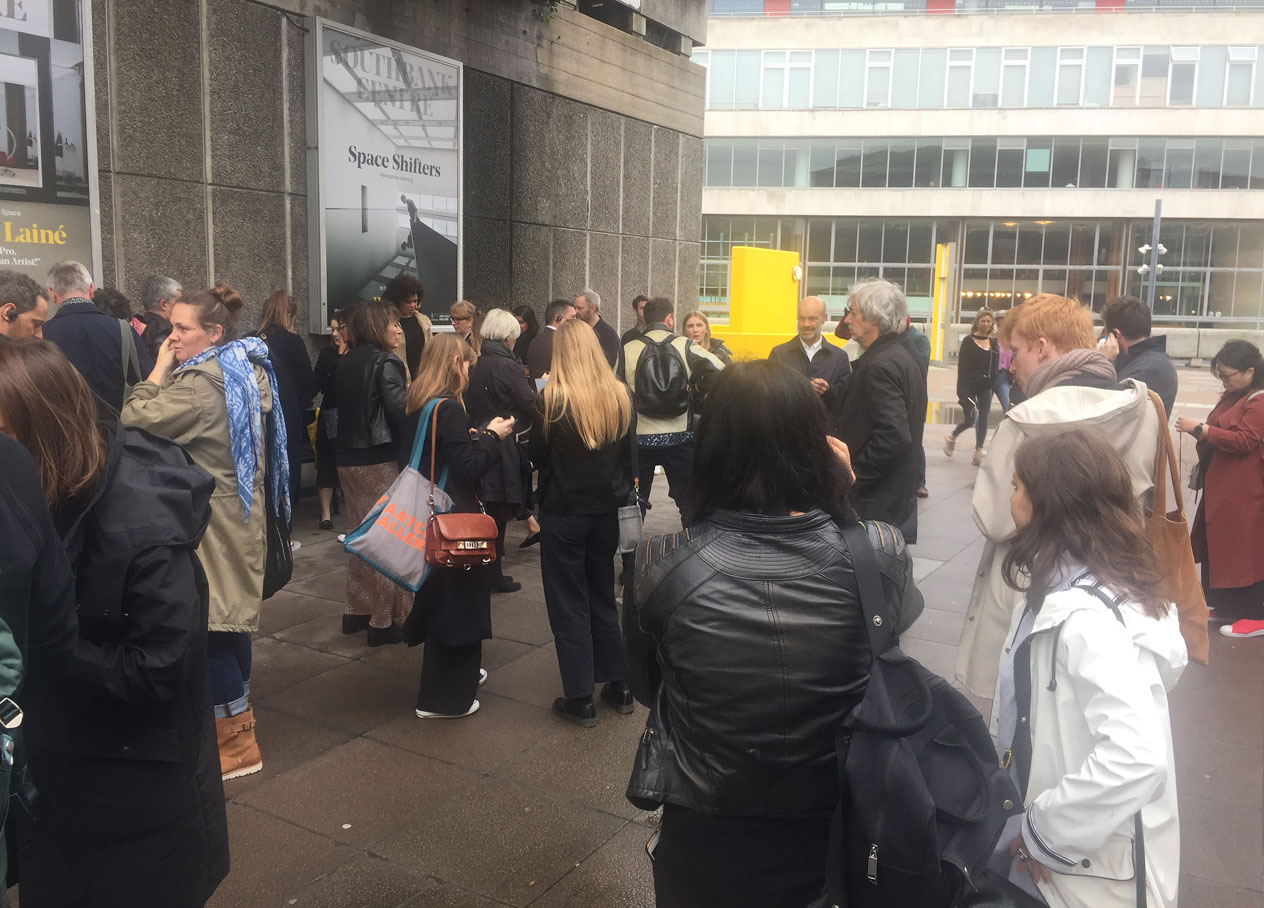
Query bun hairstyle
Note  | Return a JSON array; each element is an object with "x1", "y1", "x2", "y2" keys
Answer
[{"x1": 181, "y1": 280, "x2": 244, "y2": 345}]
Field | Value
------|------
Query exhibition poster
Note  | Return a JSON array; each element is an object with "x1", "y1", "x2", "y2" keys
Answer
[
  {"x1": 0, "y1": 0, "x2": 97, "y2": 277},
  {"x1": 309, "y1": 20, "x2": 462, "y2": 331}
]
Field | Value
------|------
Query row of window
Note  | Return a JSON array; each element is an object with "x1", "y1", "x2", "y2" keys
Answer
[
  {"x1": 693, "y1": 44, "x2": 1264, "y2": 111},
  {"x1": 699, "y1": 216, "x2": 1264, "y2": 322},
  {"x1": 710, "y1": 0, "x2": 1264, "y2": 13},
  {"x1": 703, "y1": 136, "x2": 1264, "y2": 190}
]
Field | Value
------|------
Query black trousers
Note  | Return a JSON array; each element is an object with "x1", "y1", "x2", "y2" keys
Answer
[
  {"x1": 637, "y1": 441, "x2": 693, "y2": 514},
  {"x1": 416, "y1": 640, "x2": 482, "y2": 714},
  {"x1": 486, "y1": 501, "x2": 514, "y2": 566},
  {"x1": 539, "y1": 510, "x2": 624, "y2": 699},
  {"x1": 953, "y1": 388, "x2": 994, "y2": 450},
  {"x1": 652, "y1": 804, "x2": 831, "y2": 908}
]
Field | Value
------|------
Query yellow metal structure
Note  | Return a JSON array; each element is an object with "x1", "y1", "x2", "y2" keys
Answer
[{"x1": 720, "y1": 246, "x2": 813, "y2": 360}]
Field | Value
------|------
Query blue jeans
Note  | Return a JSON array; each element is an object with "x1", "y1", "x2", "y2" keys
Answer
[
  {"x1": 995, "y1": 372, "x2": 1012, "y2": 413},
  {"x1": 208, "y1": 631, "x2": 252, "y2": 718}
]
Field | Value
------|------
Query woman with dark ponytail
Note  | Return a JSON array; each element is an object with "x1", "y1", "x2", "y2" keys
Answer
[
  {"x1": 122, "y1": 280, "x2": 288, "y2": 781},
  {"x1": 1176, "y1": 339, "x2": 1264, "y2": 638}
]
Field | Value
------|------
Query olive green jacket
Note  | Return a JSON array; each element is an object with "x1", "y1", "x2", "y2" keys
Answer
[{"x1": 122, "y1": 359, "x2": 272, "y2": 632}]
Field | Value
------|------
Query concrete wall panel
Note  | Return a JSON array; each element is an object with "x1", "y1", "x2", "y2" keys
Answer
[
  {"x1": 512, "y1": 223, "x2": 553, "y2": 315},
  {"x1": 589, "y1": 109, "x2": 623, "y2": 235},
  {"x1": 464, "y1": 70, "x2": 513, "y2": 222},
  {"x1": 513, "y1": 87, "x2": 589, "y2": 232},
  {"x1": 113, "y1": 175, "x2": 208, "y2": 296},
  {"x1": 588, "y1": 231, "x2": 622, "y2": 325},
  {"x1": 463, "y1": 216, "x2": 512, "y2": 313},
  {"x1": 208, "y1": 0, "x2": 285, "y2": 191},
  {"x1": 211, "y1": 188, "x2": 289, "y2": 329},
  {"x1": 552, "y1": 228, "x2": 589, "y2": 303},
  {"x1": 651, "y1": 128, "x2": 681, "y2": 241}
]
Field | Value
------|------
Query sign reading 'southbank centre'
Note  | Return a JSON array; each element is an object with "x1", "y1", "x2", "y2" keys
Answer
[{"x1": 307, "y1": 20, "x2": 462, "y2": 332}]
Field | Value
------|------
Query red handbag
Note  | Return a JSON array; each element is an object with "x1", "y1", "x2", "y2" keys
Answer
[{"x1": 422, "y1": 400, "x2": 499, "y2": 570}]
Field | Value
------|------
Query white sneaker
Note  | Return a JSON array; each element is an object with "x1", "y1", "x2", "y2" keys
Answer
[
  {"x1": 943, "y1": 433, "x2": 956, "y2": 458},
  {"x1": 289, "y1": 540, "x2": 302, "y2": 552},
  {"x1": 337, "y1": 533, "x2": 346, "y2": 543},
  {"x1": 478, "y1": 668, "x2": 488, "y2": 687},
  {"x1": 416, "y1": 700, "x2": 480, "y2": 719}
]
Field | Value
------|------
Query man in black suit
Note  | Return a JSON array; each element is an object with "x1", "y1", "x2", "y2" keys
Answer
[
  {"x1": 527, "y1": 298, "x2": 577, "y2": 379},
  {"x1": 769, "y1": 296, "x2": 851, "y2": 409}
]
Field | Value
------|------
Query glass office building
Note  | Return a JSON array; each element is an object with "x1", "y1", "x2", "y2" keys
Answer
[{"x1": 697, "y1": 3, "x2": 1264, "y2": 326}]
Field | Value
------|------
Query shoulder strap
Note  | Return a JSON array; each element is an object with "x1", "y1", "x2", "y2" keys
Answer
[
  {"x1": 1146, "y1": 389, "x2": 1183, "y2": 521},
  {"x1": 841, "y1": 522, "x2": 894, "y2": 656},
  {"x1": 119, "y1": 320, "x2": 140, "y2": 386}
]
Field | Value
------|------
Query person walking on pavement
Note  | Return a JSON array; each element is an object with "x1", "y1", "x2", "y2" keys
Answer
[
  {"x1": 945, "y1": 308, "x2": 999, "y2": 467},
  {"x1": 830, "y1": 278, "x2": 927, "y2": 543},
  {"x1": 530, "y1": 320, "x2": 636, "y2": 727},
  {"x1": 121, "y1": 281, "x2": 287, "y2": 781},
  {"x1": 0, "y1": 341, "x2": 230, "y2": 907},
  {"x1": 1176, "y1": 340, "x2": 1264, "y2": 639}
]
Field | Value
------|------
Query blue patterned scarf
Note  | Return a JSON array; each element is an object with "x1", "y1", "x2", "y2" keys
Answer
[{"x1": 177, "y1": 337, "x2": 289, "y2": 523}]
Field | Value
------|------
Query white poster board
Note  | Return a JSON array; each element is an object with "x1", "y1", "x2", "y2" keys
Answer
[{"x1": 307, "y1": 19, "x2": 462, "y2": 333}]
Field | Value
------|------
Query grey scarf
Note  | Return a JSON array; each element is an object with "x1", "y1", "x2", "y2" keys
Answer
[{"x1": 1023, "y1": 349, "x2": 1117, "y2": 397}]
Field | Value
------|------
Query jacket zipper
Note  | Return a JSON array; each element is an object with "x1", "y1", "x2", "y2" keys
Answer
[
  {"x1": 640, "y1": 726, "x2": 656, "y2": 770},
  {"x1": 867, "y1": 728, "x2": 904, "y2": 886}
]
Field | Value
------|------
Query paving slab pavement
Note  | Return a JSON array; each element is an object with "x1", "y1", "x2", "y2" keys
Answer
[{"x1": 208, "y1": 374, "x2": 1261, "y2": 907}]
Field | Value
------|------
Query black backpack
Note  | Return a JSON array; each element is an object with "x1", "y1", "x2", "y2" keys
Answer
[
  {"x1": 632, "y1": 333, "x2": 690, "y2": 420},
  {"x1": 811, "y1": 523, "x2": 1023, "y2": 908}
]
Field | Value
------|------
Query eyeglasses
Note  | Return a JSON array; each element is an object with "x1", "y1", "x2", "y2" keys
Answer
[
  {"x1": 330, "y1": 325, "x2": 343, "y2": 332},
  {"x1": 451, "y1": 316, "x2": 473, "y2": 324},
  {"x1": 1214, "y1": 368, "x2": 1242, "y2": 381}
]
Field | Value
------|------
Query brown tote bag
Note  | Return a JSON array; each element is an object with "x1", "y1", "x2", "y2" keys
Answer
[{"x1": 1145, "y1": 390, "x2": 1209, "y2": 666}]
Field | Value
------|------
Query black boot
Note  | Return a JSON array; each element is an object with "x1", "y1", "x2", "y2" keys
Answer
[
  {"x1": 600, "y1": 681, "x2": 635, "y2": 715},
  {"x1": 552, "y1": 696, "x2": 598, "y2": 727},
  {"x1": 342, "y1": 614, "x2": 370, "y2": 635},
  {"x1": 366, "y1": 624, "x2": 404, "y2": 647},
  {"x1": 489, "y1": 563, "x2": 521, "y2": 594}
]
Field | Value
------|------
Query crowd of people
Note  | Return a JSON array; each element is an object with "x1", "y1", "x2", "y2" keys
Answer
[{"x1": 0, "y1": 257, "x2": 1259, "y2": 906}]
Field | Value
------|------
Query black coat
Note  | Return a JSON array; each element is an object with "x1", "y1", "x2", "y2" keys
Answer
[
  {"x1": 19, "y1": 421, "x2": 229, "y2": 907},
  {"x1": 261, "y1": 326, "x2": 316, "y2": 456},
  {"x1": 335, "y1": 345, "x2": 408, "y2": 463},
  {"x1": 1116, "y1": 334, "x2": 1178, "y2": 419},
  {"x1": 465, "y1": 340, "x2": 537, "y2": 505},
  {"x1": 401, "y1": 398, "x2": 498, "y2": 647},
  {"x1": 529, "y1": 400, "x2": 635, "y2": 515},
  {"x1": 769, "y1": 337, "x2": 852, "y2": 409},
  {"x1": 955, "y1": 335, "x2": 999, "y2": 400},
  {"x1": 527, "y1": 327, "x2": 556, "y2": 379},
  {"x1": 830, "y1": 333, "x2": 928, "y2": 543},
  {"x1": 42, "y1": 300, "x2": 153, "y2": 413}
]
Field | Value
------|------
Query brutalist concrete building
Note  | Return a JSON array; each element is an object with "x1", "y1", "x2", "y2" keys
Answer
[{"x1": 85, "y1": 0, "x2": 705, "y2": 336}]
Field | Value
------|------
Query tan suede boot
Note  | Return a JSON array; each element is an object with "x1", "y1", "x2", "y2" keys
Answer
[{"x1": 216, "y1": 707, "x2": 263, "y2": 780}]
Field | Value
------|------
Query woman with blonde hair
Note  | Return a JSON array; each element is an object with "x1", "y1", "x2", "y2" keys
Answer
[
  {"x1": 402, "y1": 334, "x2": 514, "y2": 718},
  {"x1": 257, "y1": 290, "x2": 315, "y2": 509},
  {"x1": 681, "y1": 310, "x2": 733, "y2": 365},
  {"x1": 529, "y1": 319, "x2": 636, "y2": 726},
  {"x1": 449, "y1": 299, "x2": 480, "y2": 352}
]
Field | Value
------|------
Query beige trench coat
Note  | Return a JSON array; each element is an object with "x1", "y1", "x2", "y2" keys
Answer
[
  {"x1": 122, "y1": 358, "x2": 272, "y2": 632},
  {"x1": 396, "y1": 310, "x2": 432, "y2": 382}
]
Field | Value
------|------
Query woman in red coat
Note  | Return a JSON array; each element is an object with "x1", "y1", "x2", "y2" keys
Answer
[{"x1": 1177, "y1": 340, "x2": 1264, "y2": 639}]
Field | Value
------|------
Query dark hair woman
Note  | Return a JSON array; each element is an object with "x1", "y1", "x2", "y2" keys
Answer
[
  {"x1": 1176, "y1": 339, "x2": 1264, "y2": 638},
  {"x1": 121, "y1": 281, "x2": 286, "y2": 782},
  {"x1": 314, "y1": 307, "x2": 349, "y2": 530},
  {"x1": 334, "y1": 298, "x2": 410, "y2": 646},
  {"x1": 529, "y1": 319, "x2": 635, "y2": 726},
  {"x1": 945, "y1": 307, "x2": 998, "y2": 466},
  {"x1": 623, "y1": 359, "x2": 923, "y2": 906},
  {"x1": 511, "y1": 304, "x2": 539, "y2": 364},
  {"x1": 258, "y1": 290, "x2": 316, "y2": 510},
  {"x1": 994, "y1": 429, "x2": 1182, "y2": 908},
  {"x1": 0, "y1": 341, "x2": 230, "y2": 905},
  {"x1": 402, "y1": 334, "x2": 515, "y2": 718},
  {"x1": 465, "y1": 308, "x2": 538, "y2": 593}
]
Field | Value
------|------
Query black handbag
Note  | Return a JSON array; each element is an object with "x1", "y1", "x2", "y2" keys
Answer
[{"x1": 261, "y1": 468, "x2": 292, "y2": 600}]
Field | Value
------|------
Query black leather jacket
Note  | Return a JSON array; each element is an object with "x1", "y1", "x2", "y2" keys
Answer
[
  {"x1": 334, "y1": 345, "x2": 408, "y2": 452},
  {"x1": 624, "y1": 511, "x2": 922, "y2": 816}
]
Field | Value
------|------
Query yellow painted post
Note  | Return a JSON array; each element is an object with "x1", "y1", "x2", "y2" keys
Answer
[
  {"x1": 931, "y1": 242, "x2": 948, "y2": 363},
  {"x1": 722, "y1": 246, "x2": 813, "y2": 360}
]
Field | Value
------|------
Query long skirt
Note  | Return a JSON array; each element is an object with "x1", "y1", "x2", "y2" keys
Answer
[{"x1": 338, "y1": 462, "x2": 411, "y2": 630}]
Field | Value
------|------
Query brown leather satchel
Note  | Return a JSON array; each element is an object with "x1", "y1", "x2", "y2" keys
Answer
[
  {"x1": 1144, "y1": 390, "x2": 1209, "y2": 665},
  {"x1": 421, "y1": 399, "x2": 499, "y2": 570}
]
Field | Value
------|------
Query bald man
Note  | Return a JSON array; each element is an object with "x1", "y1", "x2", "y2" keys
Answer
[{"x1": 769, "y1": 296, "x2": 851, "y2": 408}]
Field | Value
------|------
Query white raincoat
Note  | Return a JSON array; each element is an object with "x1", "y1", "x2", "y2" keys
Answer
[
  {"x1": 1002, "y1": 585, "x2": 1186, "y2": 908},
  {"x1": 955, "y1": 380, "x2": 1160, "y2": 699}
]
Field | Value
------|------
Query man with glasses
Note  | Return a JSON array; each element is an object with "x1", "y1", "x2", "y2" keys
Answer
[
  {"x1": 381, "y1": 274, "x2": 432, "y2": 379},
  {"x1": 1099, "y1": 295, "x2": 1178, "y2": 418}
]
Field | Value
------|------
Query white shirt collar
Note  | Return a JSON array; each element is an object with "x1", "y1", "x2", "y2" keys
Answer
[{"x1": 800, "y1": 335, "x2": 824, "y2": 358}]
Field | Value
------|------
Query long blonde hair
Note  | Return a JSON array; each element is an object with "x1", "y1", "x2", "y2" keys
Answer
[
  {"x1": 407, "y1": 333, "x2": 477, "y2": 414},
  {"x1": 542, "y1": 320, "x2": 631, "y2": 450},
  {"x1": 682, "y1": 310, "x2": 713, "y2": 352}
]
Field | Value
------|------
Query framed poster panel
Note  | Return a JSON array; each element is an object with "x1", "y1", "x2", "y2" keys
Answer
[
  {"x1": 0, "y1": 0, "x2": 101, "y2": 279},
  {"x1": 307, "y1": 18, "x2": 462, "y2": 333}
]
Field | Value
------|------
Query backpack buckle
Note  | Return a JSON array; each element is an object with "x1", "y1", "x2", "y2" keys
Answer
[{"x1": 0, "y1": 697, "x2": 23, "y2": 729}]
